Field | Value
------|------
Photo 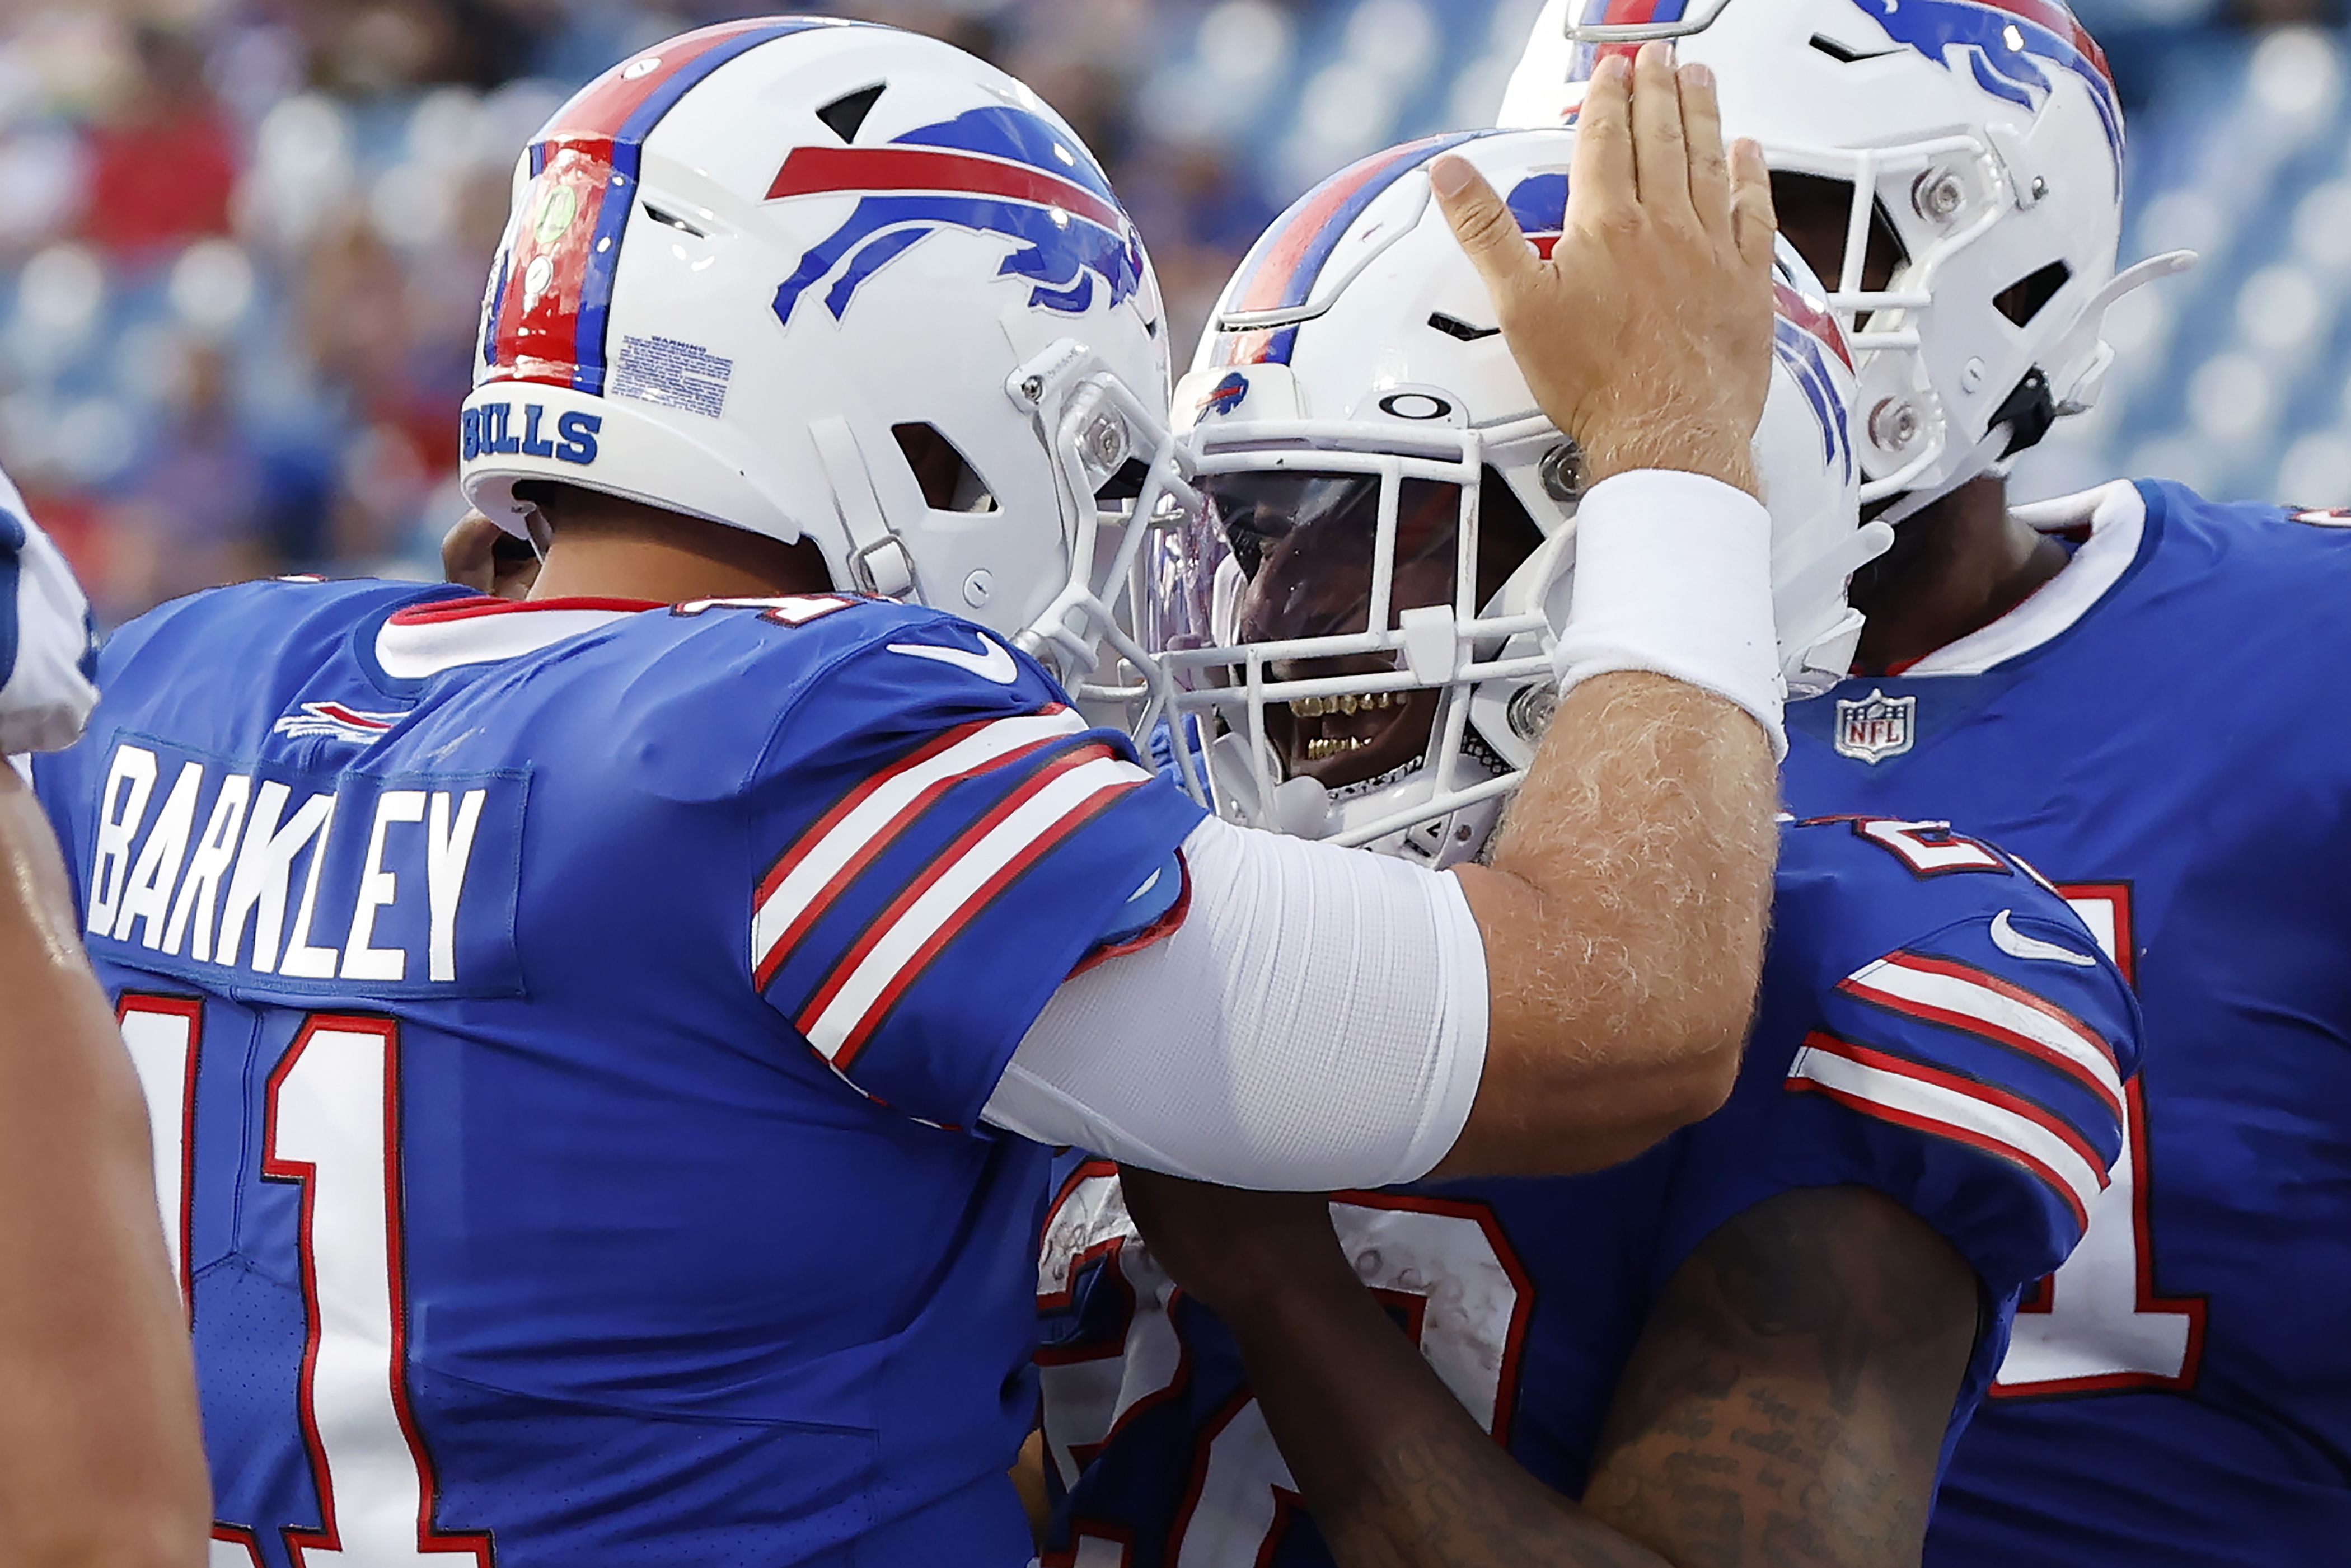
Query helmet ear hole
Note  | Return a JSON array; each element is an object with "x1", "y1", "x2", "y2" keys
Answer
[
  {"x1": 816, "y1": 82, "x2": 886, "y2": 143},
  {"x1": 1997, "y1": 261, "x2": 2073, "y2": 328},
  {"x1": 892, "y1": 422, "x2": 999, "y2": 514}
]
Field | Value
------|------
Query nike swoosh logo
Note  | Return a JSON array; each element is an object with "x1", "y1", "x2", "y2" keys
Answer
[
  {"x1": 1989, "y1": 909, "x2": 2098, "y2": 968},
  {"x1": 887, "y1": 635, "x2": 1019, "y2": 684}
]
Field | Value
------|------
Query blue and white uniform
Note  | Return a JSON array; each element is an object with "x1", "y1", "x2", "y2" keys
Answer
[
  {"x1": 1036, "y1": 818, "x2": 2139, "y2": 1567},
  {"x1": 0, "y1": 466, "x2": 96, "y2": 755},
  {"x1": 36, "y1": 580, "x2": 1206, "y2": 1566},
  {"x1": 1784, "y1": 480, "x2": 2351, "y2": 1567}
]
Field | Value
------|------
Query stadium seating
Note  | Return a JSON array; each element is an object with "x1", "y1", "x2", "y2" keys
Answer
[{"x1": 0, "y1": 1, "x2": 2339, "y2": 624}]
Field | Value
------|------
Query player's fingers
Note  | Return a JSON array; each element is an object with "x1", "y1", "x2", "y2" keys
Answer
[
  {"x1": 1630, "y1": 40, "x2": 1692, "y2": 223},
  {"x1": 1680, "y1": 62, "x2": 1731, "y2": 237},
  {"x1": 1569, "y1": 51, "x2": 1636, "y2": 218},
  {"x1": 441, "y1": 512, "x2": 502, "y2": 594},
  {"x1": 1729, "y1": 138, "x2": 1778, "y2": 272},
  {"x1": 1434, "y1": 155, "x2": 1541, "y2": 304}
]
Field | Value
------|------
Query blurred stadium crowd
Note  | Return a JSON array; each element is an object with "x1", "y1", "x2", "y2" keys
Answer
[{"x1": 0, "y1": 0, "x2": 2345, "y2": 625}]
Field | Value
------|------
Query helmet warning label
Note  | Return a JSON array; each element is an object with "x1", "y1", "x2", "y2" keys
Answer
[{"x1": 613, "y1": 334, "x2": 736, "y2": 420}]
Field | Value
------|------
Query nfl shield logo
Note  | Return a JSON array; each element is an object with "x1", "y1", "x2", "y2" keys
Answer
[{"x1": 1834, "y1": 688, "x2": 1916, "y2": 765}]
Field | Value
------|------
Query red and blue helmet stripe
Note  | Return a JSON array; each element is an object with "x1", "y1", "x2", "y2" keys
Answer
[
  {"x1": 484, "y1": 18, "x2": 845, "y2": 395},
  {"x1": 1772, "y1": 277, "x2": 1856, "y2": 485},
  {"x1": 1213, "y1": 131, "x2": 1492, "y2": 368},
  {"x1": 1565, "y1": 0, "x2": 1698, "y2": 78}
]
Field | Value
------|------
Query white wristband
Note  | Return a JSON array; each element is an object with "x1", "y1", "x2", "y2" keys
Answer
[{"x1": 1549, "y1": 470, "x2": 1786, "y2": 759}]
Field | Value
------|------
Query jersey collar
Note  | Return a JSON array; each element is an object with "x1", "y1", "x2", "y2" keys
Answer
[
  {"x1": 373, "y1": 595, "x2": 664, "y2": 680},
  {"x1": 1894, "y1": 480, "x2": 2147, "y2": 678}
]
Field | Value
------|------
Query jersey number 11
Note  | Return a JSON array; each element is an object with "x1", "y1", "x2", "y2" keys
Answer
[{"x1": 118, "y1": 995, "x2": 493, "y2": 1565}]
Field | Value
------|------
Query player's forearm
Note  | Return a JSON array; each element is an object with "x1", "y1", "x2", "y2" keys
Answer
[
  {"x1": 1216, "y1": 1238, "x2": 1672, "y2": 1568},
  {"x1": 1444, "y1": 670, "x2": 1773, "y2": 1176},
  {"x1": 0, "y1": 772, "x2": 211, "y2": 1567}
]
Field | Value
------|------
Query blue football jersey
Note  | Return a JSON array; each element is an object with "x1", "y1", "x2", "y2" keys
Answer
[
  {"x1": 1034, "y1": 818, "x2": 2140, "y2": 1568},
  {"x1": 33, "y1": 579, "x2": 1205, "y2": 1567},
  {"x1": 1785, "y1": 480, "x2": 2351, "y2": 1566}
]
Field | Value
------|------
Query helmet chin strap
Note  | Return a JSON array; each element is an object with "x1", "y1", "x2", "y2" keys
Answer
[
  {"x1": 1873, "y1": 248, "x2": 2200, "y2": 529},
  {"x1": 1872, "y1": 425, "x2": 2014, "y2": 527}
]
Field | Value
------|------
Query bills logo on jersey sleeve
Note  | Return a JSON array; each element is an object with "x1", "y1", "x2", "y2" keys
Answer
[
  {"x1": 768, "y1": 106, "x2": 1146, "y2": 326},
  {"x1": 1834, "y1": 688, "x2": 1917, "y2": 763},
  {"x1": 2290, "y1": 506, "x2": 2351, "y2": 527}
]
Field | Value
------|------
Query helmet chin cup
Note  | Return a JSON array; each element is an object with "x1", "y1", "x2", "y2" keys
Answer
[{"x1": 1268, "y1": 775, "x2": 1336, "y2": 841}]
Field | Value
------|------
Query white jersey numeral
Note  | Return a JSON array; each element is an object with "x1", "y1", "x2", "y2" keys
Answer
[
  {"x1": 119, "y1": 995, "x2": 202, "y2": 1316},
  {"x1": 1992, "y1": 887, "x2": 2206, "y2": 1397},
  {"x1": 1039, "y1": 1173, "x2": 1531, "y2": 1567},
  {"x1": 124, "y1": 997, "x2": 493, "y2": 1563}
]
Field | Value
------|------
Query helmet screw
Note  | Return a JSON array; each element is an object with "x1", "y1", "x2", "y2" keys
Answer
[
  {"x1": 1085, "y1": 413, "x2": 1127, "y2": 469},
  {"x1": 1961, "y1": 357, "x2": 1987, "y2": 393},
  {"x1": 1507, "y1": 682, "x2": 1558, "y2": 745},
  {"x1": 1913, "y1": 170, "x2": 1965, "y2": 222},
  {"x1": 2031, "y1": 175, "x2": 2050, "y2": 201},
  {"x1": 962, "y1": 569, "x2": 993, "y2": 608},
  {"x1": 1020, "y1": 375, "x2": 1045, "y2": 402},
  {"x1": 1538, "y1": 442, "x2": 1586, "y2": 506},
  {"x1": 1869, "y1": 397, "x2": 1923, "y2": 452}
]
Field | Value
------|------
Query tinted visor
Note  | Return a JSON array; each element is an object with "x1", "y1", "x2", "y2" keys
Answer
[
  {"x1": 1191, "y1": 468, "x2": 1544, "y2": 789},
  {"x1": 1209, "y1": 472, "x2": 1469, "y2": 644}
]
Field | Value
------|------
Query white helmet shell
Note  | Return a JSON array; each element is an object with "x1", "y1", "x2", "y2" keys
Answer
[
  {"x1": 1148, "y1": 128, "x2": 1876, "y2": 866},
  {"x1": 1498, "y1": 0, "x2": 2180, "y2": 517},
  {"x1": 459, "y1": 17, "x2": 1181, "y2": 670}
]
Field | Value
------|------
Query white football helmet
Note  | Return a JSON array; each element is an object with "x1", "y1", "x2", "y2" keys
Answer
[
  {"x1": 458, "y1": 18, "x2": 1188, "y2": 685},
  {"x1": 1142, "y1": 129, "x2": 1883, "y2": 867},
  {"x1": 1498, "y1": 0, "x2": 2191, "y2": 518}
]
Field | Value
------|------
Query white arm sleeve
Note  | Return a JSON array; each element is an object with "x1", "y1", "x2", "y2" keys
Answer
[{"x1": 980, "y1": 815, "x2": 1488, "y2": 1190}]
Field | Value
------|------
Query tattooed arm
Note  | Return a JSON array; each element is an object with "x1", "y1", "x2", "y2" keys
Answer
[{"x1": 1119, "y1": 1172, "x2": 1979, "y2": 1568}]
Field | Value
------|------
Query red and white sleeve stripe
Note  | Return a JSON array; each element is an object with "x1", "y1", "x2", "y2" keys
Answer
[
  {"x1": 1838, "y1": 951, "x2": 2125, "y2": 1123},
  {"x1": 751, "y1": 707, "x2": 1087, "y2": 989},
  {"x1": 785, "y1": 743, "x2": 1151, "y2": 1068},
  {"x1": 1786, "y1": 1031, "x2": 2110, "y2": 1231}
]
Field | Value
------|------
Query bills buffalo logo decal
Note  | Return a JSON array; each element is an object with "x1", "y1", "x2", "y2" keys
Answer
[
  {"x1": 1200, "y1": 372, "x2": 1251, "y2": 418},
  {"x1": 768, "y1": 106, "x2": 1147, "y2": 326},
  {"x1": 1852, "y1": 0, "x2": 2121, "y2": 170}
]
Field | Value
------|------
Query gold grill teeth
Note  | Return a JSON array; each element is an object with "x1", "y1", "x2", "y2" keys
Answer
[
  {"x1": 1287, "y1": 692, "x2": 1398, "y2": 719},
  {"x1": 1304, "y1": 736, "x2": 1371, "y2": 760}
]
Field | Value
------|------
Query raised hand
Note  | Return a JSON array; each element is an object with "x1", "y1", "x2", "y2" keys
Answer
[{"x1": 1432, "y1": 41, "x2": 1777, "y2": 497}]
